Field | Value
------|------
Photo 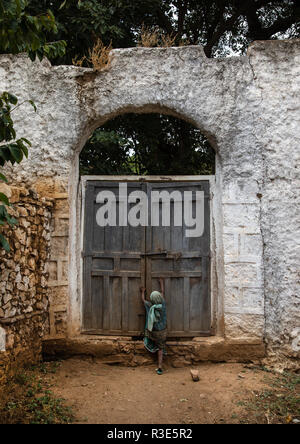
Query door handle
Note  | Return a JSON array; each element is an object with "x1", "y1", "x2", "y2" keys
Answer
[
  {"x1": 140, "y1": 251, "x2": 167, "y2": 257},
  {"x1": 140, "y1": 251, "x2": 182, "y2": 260}
]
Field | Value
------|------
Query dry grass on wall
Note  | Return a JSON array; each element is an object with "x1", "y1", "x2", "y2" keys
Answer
[
  {"x1": 73, "y1": 39, "x2": 113, "y2": 72},
  {"x1": 138, "y1": 25, "x2": 189, "y2": 48},
  {"x1": 138, "y1": 26, "x2": 161, "y2": 47},
  {"x1": 72, "y1": 30, "x2": 190, "y2": 72}
]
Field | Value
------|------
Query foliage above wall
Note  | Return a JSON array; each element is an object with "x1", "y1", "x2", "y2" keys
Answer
[
  {"x1": 80, "y1": 113, "x2": 215, "y2": 176},
  {"x1": 1, "y1": 1, "x2": 300, "y2": 188},
  {"x1": 0, "y1": 0, "x2": 66, "y2": 60},
  {"x1": 27, "y1": 0, "x2": 300, "y2": 63},
  {"x1": 37, "y1": 0, "x2": 298, "y2": 177}
]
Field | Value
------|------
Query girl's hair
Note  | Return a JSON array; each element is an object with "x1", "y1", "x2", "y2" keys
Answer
[{"x1": 150, "y1": 291, "x2": 164, "y2": 305}]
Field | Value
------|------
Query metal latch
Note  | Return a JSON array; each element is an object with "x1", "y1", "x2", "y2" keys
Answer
[
  {"x1": 140, "y1": 251, "x2": 182, "y2": 260},
  {"x1": 140, "y1": 251, "x2": 167, "y2": 257}
]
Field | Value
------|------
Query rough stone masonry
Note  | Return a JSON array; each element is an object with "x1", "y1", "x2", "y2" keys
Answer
[
  {"x1": 0, "y1": 185, "x2": 52, "y2": 383},
  {"x1": 0, "y1": 40, "x2": 299, "y2": 373}
]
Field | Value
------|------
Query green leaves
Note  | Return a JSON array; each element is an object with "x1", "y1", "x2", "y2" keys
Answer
[
  {"x1": 0, "y1": 198, "x2": 18, "y2": 250},
  {"x1": 2, "y1": 141, "x2": 25, "y2": 164},
  {"x1": 0, "y1": 0, "x2": 66, "y2": 60},
  {"x1": 79, "y1": 113, "x2": 215, "y2": 177},
  {"x1": 0, "y1": 194, "x2": 16, "y2": 251},
  {"x1": 0, "y1": 192, "x2": 10, "y2": 205},
  {"x1": 28, "y1": 100, "x2": 37, "y2": 112},
  {"x1": 6, "y1": 93, "x2": 18, "y2": 105},
  {"x1": 0, "y1": 233, "x2": 10, "y2": 252},
  {"x1": 0, "y1": 91, "x2": 19, "y2": 143},
  {"x1": 0, "y1": 91, "x2": 33, "y2": 251},
  {"x1": 0, "y1": 91, "x2": 33, "y2": 167},
  {"x1": 0, "y1": 172, "x2": 7, "y2": 182},
  {"x1": 59, "y1": 0, "x2": 67, "y2": 10}
]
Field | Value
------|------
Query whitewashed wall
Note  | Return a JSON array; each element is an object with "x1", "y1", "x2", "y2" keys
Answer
[{"x1": 0, "y1": 40, "x2": 299, "y2": 369}]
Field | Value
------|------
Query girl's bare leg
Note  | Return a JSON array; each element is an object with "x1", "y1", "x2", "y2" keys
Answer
[{"x1": 158, "y1": 349, "x2": 163, "y2": 369}]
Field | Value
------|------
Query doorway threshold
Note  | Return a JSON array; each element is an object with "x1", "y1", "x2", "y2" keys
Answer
[{"x1": 43, "y1": 335, "x2": 265, "y2": 364}]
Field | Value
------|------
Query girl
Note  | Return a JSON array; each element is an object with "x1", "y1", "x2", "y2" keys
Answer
[{"x1": 140, "y1": 278, "x2": 167, "y2": 375}]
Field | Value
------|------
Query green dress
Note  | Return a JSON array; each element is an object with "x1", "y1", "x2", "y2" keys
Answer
[{"x1": 144, "y1": 301, "x2": 167, "y2": 353}]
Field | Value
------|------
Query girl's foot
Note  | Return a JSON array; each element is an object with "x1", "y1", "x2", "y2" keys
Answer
[{"x1": 156, "y1": 368, "x2": 163, "y2": 375}]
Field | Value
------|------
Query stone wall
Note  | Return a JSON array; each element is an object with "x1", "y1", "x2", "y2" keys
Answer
[
  {"x1": 248, "y1": 41, "x2": 300, "y2": 370},
  {"x1": 34, "y1": 178, "x2": 70, "y2": 340},
  {"x1": 0, "y1": 40, "x2": 299, "y2": 370},
  {"x1": 0, "y1": 186, "x2": 52, "y2": 383}
]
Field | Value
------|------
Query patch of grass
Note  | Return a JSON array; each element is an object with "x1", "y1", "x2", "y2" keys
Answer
[
  {"x1": 138, "y1": 25, "x2": 188, "y2": 48},
  {"x1": 0, "y1": 363, "x2": 74, "y2": 424},
  {"x1": 73, "y1": 39, "x2": 112, "y2": 72},
  {"x1": 32, "y1": 361, "x2": 62, "y2": 375},
  {"x1": 241, "y1": 371, "x2": 300, "y2": 424},
  {"x1": 138, "y1": 25, "x2": 160, "y2": 48}
]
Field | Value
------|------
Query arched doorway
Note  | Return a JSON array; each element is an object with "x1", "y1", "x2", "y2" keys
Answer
[
  {"x1": 78, "y1": 112, "x2": 216, "y2": 338},
  {"x1": 79, "y1": 113, "x2": 215, "y2": 176}
]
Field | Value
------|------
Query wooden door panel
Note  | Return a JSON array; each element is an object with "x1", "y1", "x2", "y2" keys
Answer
[
  {"x1": 82, "y1": 181, "x2": 146, "y2": 335},
  {"x1": 82, "y1": 179, "x2": 211, "y2": 337},
  {"x1": 146, "y1": 182, "x2": 211, "y2": 336}
]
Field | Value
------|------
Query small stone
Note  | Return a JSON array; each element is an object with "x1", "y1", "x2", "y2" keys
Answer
[
  {"x1": 0, "y1": 327, "x2": 6, "y2": 351},
  {"x1": 18, "y1": 207, "x2": 28, "y2": 217},
  {"x1": 36, "y1": 302, "x2": 44, "y2": 311},
  {"x1": 190, "y1": 369, "x2": 200, "y2": 382},
  {"x1": 6, "y1": 334, "x2": 15, "y2": 350},
  {"x1": 24, "y1": 306, "x2": 33, "y2": 314},
  {"x1": 0, "y1": 183, "x2": 12, "y2": 198},
  {"x1": 3, "y1": 294, "x2": 12, "y2": 305}
]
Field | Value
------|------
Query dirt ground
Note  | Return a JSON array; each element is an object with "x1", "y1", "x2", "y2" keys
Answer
[{"x1": 44, "y1": 358, "x2": 278, "y2": 424}]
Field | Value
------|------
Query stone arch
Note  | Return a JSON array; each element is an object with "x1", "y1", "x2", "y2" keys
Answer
[
  {"x1": 73, "y1": 103, "x2": 219, "y2": 158},
  {"x1": 30, "y1": 47, "x2": 263, "y2": 347},
  {"x1": 68, "y1": 101, "x2": 222, "y2": 338}
]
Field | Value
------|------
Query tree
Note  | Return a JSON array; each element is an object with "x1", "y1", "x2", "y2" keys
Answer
[
  {"x1": 8, "y1": 1, "x2": 300, "y2": 178},
  {"x1": 80, "y1": 114, "x2": 215, "y2": 176},
  {"x1": 32, "y1": 0, "x2": 298, "y2": 177},
  {"x1": 80, "y1": 127, "x2": 134, "y2": 176},
  {"x1": 0, "y1": 0, "x2": 66, "y2": 60},
  {"x1": 0, "y1": 0, "x2": 66, "y2": 250},
  {"x1": 27, "y1": 0, "x2": 300, "y2": 61},
  {"x1": 27, "y1": 0, "x2": 129, "y2": 65},
  {"x1": 24, "y1": 0, "x2": 300, "y2": 178}
]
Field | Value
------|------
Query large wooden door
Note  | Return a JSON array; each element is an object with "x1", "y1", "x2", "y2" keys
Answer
[
  {"x1": 82, "y1": 179, "x2": 211, "y2": 337},
  {"x1": 82, "y1": 181, "x2": 146, "y2": 335},
  {"x1": 146, "y1": 182, "x2": 211, "y2": 336}
]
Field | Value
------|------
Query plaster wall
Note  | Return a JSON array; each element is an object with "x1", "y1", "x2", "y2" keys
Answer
[{"x1": 0, "y1": 40, "x2": 299, "y2": 368}]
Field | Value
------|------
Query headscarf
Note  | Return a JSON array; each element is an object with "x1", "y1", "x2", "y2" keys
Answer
[{"x1": 147, "y1": 291, "x2": 164, "y2": 332}]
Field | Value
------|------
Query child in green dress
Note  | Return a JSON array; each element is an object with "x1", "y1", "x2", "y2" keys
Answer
[{"x1": 140, "y1": 278, "x2": 167, "y2": 375}]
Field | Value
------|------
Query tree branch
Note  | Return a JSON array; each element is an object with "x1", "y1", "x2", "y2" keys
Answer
[
  {"x1": 156, "y1": 6, "x2": 174, "y2": 35},
  {"x1": 253, "y1": 15, "x2": 299, "y2": 40},
  {"x1": 177, "y1": 0, "x2": 189, "y2": 38},
  {"x1": 204, "y1": 6, "x2": 241, "y2": 57},
  {"x1": 244, "y1": 2, "x2": 299, "y2": 40}
]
